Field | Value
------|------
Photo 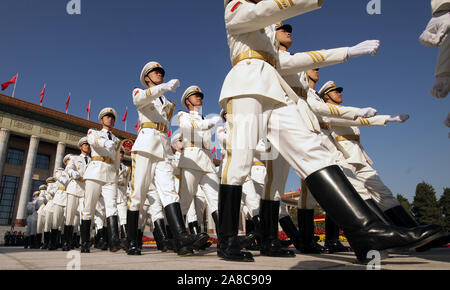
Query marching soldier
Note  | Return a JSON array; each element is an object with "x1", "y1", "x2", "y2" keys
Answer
[
  {"x1": 49, "y1": 164, "x2": 70, "y2": 250},
  {"x1": 129, "y1": 62, "x2": 208, "y2": 256},
  {"x1": 220, "y1": 0, "x2": 443, "y2": 262},
  {"x1": 318, "y1": 80, "x2": 450, "y2": 251},
  {"x1": 63, "y1": 138, "x2": 91, "y2": 251},
  {"x1": 34, "y1": 184, "x2": 47, "y2": 248},
  {"x1": 177, "y1": 86, "x2": 222, "y2": 237},
  {"x1": 117, "y1": 149, "x2": 131, "y2": 248},
  {"x1": 42, "y1": 177, "x2": 57, "y2": 249},
  {"x1": 24, "y1": 192, "x2": 39, "y2": 249},
  {"x1": 80, "y1": 107, "x2": 122, "y2": 253}
]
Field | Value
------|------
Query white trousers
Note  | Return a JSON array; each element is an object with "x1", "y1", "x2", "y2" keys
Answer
[
  {"x1": 65, "y1": 194, "x2": 80, "y2": 226},
  {"x1": 186, "y1": 188, "x2": 207, "y2": 224},
  {"x1": 241, "y1": 175, "x2": 261, "y2": 218},
  {"x1": 82, "y1": 180, "x2": 117, "y2": 220},
  {"x1": 117, "y1": 186, "x2": 128, "y2": 226},
  {"x1": 94, "y1": 197, "x2": 106, "y2": 229},
  {"x1": 179, "y1": 168, "x2": 219, "y2": 216},
  {"x1": 52, "y1": 204, "x2": 65, "y2": 230},
  {"x1": 36, "y1": 211, "x2": 45, "y2": 234},
  {"x1": 221, "y1": 97, "x2": 333, "y2": 188},
  {"x1": 129, "y1": 153, "x2": 179, "y2": 212},
  {"x1": 147, "y1": 184, "x2": 165, "y2": 224},
  {"x1": 351, "y1": 163, "x2": 400, "y2": 211}
]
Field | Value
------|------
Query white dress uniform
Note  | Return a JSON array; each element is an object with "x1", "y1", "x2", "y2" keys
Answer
[
  {"x1": 328, "y1": 118, "x2": 401, "y2": 211},
  {"x1": 52, "y1": 168, "x2": 70, "y2": 230},
  {"x1": 220, "y1": 0, "x2": 355, "y2": 187},
  {"x1": 117, "y1": 162, "x2": 131, "y2": 226},
  {"x1": 177, "y1": 107, "x2": 219, "y2": 216},
  {"x1": 66, "y1": 153, "x2": 90, "y2": 226},
  {"x1": 36, "y1": 187, "x2": 48, "y2": 234},
  {"x1": 129, "y1": 83, "x2": 179, "y2": 212},
  {"x1": 82, "y1": 128, "x2": 120, "y2": 220},
  {"x1": 43, "y1": 182, "x2": 56, "y2": 233}
]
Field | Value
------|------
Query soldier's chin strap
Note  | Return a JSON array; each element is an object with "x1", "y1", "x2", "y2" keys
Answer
[{"x1": 325, "y1": 92, "x2": 341, "y2": 105}]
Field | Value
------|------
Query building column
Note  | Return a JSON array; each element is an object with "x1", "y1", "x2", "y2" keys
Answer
[
  {"x1": 53, "y1": 142, "x2": 66, "y2": 171},
  {"x1": 0, "y1": 128, "x2": 11, "y2": 180},
  {"x1": 14, "y1": 135, "x2": 40, "y2": 226}
]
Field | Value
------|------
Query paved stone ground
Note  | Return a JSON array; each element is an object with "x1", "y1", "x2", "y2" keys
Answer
[{"x1": 0, "y1": 244, "x2": 449, "y2": 270}]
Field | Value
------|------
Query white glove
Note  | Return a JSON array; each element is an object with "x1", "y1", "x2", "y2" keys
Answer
[
  {"x1": 419, "y1": 12, "x2": 450, "y2": 47},
  {"x1": 387, "y1": 114, "x2": 410, "y2": 123},
  {"x1": 208, "y1": 116, "x2": 222, "y2": 127},
  {"x1": 105, "y1": 140, "x2": 115, "y2": 150},
  {"x1": 430, "y1": 76, "x2": 449, "y2": 98},
  {"x1": 161, "y1": 79, "x2": 180, "y2": 93},
  {"x1": 356, "y1": 107, "x2": 378, "y2": 118},
  {"x1": 72, "y1": 171, "x2": 80, "y2": 180},
  {"x1": 347, "y1": 40, "x2": 380, "y2": 59}
]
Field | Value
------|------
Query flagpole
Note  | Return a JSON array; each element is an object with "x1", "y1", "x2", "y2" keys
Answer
[
  {"x1": 66, "y1": 92, "x2": 71, "y2": 114},
  {"x1": 87, "y1": 99, "x2": 91, "y2": 120},
  {"x1": 12, "y1": 73, "x2": 18, "y2": 98}
]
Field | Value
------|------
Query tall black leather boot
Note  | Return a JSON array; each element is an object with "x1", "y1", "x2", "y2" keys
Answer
[
  {"x1": 137, "y1": 230, "x2": 143, "y2": 251},
  {"x1": 23, "y1": 236, "x2": 29, "y2": 249},
  {"x1": 42, "y1": 232, "x2": 50, "y2": 249},
  {"x1": 365, "y1": 199, "x2": 394, "y2": 225},
  {"x1": 324, "y1": 214, "x2": 351, "y2": 253},
  {"x1": 217, "y1": 185, "x2": 254, "y2": 262},
  {"x1": 384, "y1": 205, "x2": 450, "y2": 252},
  {"x1": 279, "y1": 215, "x2": 301, "y2": 251},
  {"x1": 305, "y1": 165, "x2": 445, "y2": 262},
  {"x1": 165, "y1": 224, "x2": 176, "y2": 252},
  {"x1": 80, "y1": 220, "x2": 91, "y2": 253},
  {"x1": 260, "y1": 200, "x2": 295, "y2": 257},
  {"x1": 252, "y1": 215, "x2": 262, "y2": 249},
  {"x1": 120, "y1": 224, "x2": 128, "y2": 250},
  {"x1": 126, "y1": 210, "x2": 141, "y2": 255},
  {"x1": 154, "y1": 219, "x2": 170, "y2": 252},
  {"x1": 189, "y1": 220, "x2": 212, "y2": 251},
  {"x1": 297, "y1": 209, "x2": 325, "y2": 254},
  {"x1": 35, "y1": 233, "x2": 42, "y2": 249},
  {"x1": 245, "y1": 218, "x2": 260, "y2": 250},
  {"x1": 62, "y1": 226, "x2": 74, "y2": 251},
  {"x1": 106, "y1": 216, "x2": 122, "y2": 252},
  {"x1": 164, "y1": 202, "x2": 209, "y2": 255},
  {"x1": 48, "y1": 229, "x2": 58, "y2": 251},
  {"x1": 96, "y1": 228, "x2": 108, "y2": 250}
]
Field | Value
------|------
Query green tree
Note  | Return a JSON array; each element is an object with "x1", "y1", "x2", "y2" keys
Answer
[
  {"x1": 439, "y1": 188, "x2": 450, "y2": 231},
  {"x1": 412, "y1": 182, "x2": 444, "y2": 226},
  {"x1": 396, "y1": 194, "x2": 412, "y2": 215}
]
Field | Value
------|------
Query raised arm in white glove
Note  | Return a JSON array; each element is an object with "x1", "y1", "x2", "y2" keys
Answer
[
  {"x1": 356, "y1": 107, "x2": 378, "y2": 118},
  {"x1": 431, "y1": 75, "x2": 450, "y2": 98},
  {"x1": 105, "y1": 140, "x2": 115, "y2": 151},
  {"x1": 386, "y1": 114, "x2": 410, "y2": 123},
  {"x1": 161, "y1": 79, "x2": 180, "y2": 93},
  {"x1": 207, "y1": 116, "x2": 223, "y2": 128},
  {"x1": 419, "y1": 12, "x2": 450, "y2": 47},
  {"x1": 347, "y1": 40, "x2": 380, "y2": 59}
]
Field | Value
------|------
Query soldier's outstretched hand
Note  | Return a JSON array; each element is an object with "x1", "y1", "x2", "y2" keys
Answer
[
  {"x1": 430, "y1": 75, "x2": 449, "y2": 98},
  {"x1": 163, "y1": 79, "x2": 181, "y2": 93},
  {"x1": 347, "y1": 40, "x2": 380, "y2": 59},
  {"x1": 356, "y1": 107, "x2": 378, "y2": 118},
  {"x1": 387, "y1": 114, "x2": 410, "y2": 123},
  {"x1": 419, "y1": 12, "x2": 450, "y2": 47}
]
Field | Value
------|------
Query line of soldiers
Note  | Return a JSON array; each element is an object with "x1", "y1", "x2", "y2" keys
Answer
[{"x1": 20, "y1": 0, "x2": 449, "y2": 264}]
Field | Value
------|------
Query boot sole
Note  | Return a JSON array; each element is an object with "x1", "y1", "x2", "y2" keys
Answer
[
  {"x1": 192, "y1": 235, "x2": 210, "y2": 251},
  {"x1": 388, "y1": 231, "x2": 447, "y2": 254}
]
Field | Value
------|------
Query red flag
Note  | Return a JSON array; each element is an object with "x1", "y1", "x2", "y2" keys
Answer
[
  {"x1": 1, "y1": 74, "x2": 17, "y2": 91},
  {"x1": 65, "y1": 93, "x2": 71, "y2": 113},
  {"x1": 135, "y1": 120, "x2": 139, "y2": 133},
  {"x1": 211, "y1": 146, "x2": 216, "y2": 155},
  {"x1": 86, "y1": 100, "x2": 91, "y2": 119},
  {"x1": 167, "y1": 130, "x2": 172, "y2": 137},
  {"x1": 122, "y1": 108, "x2": 128, "y2": 122},
  {"x1": 39, "y1": 84, "x2": 46, "y2": 105}
]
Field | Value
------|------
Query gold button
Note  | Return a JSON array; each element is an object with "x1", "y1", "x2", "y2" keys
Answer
[{"x1": 246, "y1": 61, "x2": 251, "y2": 65}]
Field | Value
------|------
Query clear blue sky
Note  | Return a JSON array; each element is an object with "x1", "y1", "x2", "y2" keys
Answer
[{"x1": 1, "y1": 0, "x2": 449, "y2": 201}]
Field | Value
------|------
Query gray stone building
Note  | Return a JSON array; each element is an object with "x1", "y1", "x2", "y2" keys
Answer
[{"x1": 0, "y1": 93, "x2": 135, "y2": 226}]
